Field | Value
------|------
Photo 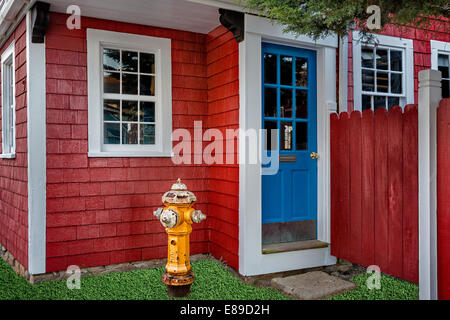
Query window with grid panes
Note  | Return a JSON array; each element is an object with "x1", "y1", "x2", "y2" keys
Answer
[
  {"x1": 360, "y1": 46, "x2": 404, "y2": 111},
  {"x1": 438, "y1": 53, "x2": 450, "y2": 98}
]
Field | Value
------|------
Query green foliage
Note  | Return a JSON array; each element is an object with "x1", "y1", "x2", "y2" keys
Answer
[
  {"x1": 329, "y1": 272, "x2": 418, "y2": 300},
  {"x1": 242, "y1": 0, "x2": 449, "y2": 39},
  {"x1": 0, "y1": 258, "x2": 288, "y2": 300}
]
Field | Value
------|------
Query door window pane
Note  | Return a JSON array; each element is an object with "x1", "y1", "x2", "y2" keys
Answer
[
  {"x1": 295, "y1": 57, "x2": 308, "y2": 87},
  {"x1": 264, "y1": 87, "x2": 277, "y2": 117},
  {"x1": 264, "y1": 53, "x2": 277, "y2": 84},
  {"x1": 280, "y1": 122, "x2": 293, "y2": 151},
  {"x1": 280, "y1": 56, "x2": 293, "y2": 85},
  {"x1": 264, "y1": 120, "x2": 278, "y2": 151},
  {"x1": 295, "y1": 122, "x2": 308, "y2": 150},
  {"x1": 295, "y1": 90, "x2": 308, "y2": 119},
  {"x1": 280, "y1": 89, "x2": 293, "y2": 118}
]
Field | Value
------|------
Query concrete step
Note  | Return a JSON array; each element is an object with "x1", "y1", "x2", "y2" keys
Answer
[{"x1": 271, "y1": 271, "x2": 356, "y2": 300}]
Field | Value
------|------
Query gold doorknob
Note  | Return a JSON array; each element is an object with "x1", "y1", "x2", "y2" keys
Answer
[{"x1": 310, "y1": 152, "x2": 319, "y2": 159}]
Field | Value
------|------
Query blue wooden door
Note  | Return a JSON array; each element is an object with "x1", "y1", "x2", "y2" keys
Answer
[{"x1": 262, "y1": 43, "x2": 317, "y2": 233}]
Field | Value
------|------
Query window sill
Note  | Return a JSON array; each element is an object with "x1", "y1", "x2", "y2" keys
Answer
[
  {"x1": 88, "y1": 151, "x2": 173, "y2": 158},
  {"x1": 0, "y1": 153, "x2": 16, "y2": 159}
]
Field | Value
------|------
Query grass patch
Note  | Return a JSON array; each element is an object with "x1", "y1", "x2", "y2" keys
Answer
[
  {"x1": 329, "y1": 272, "x2": 418, "y2": 300},
  {"x1": 0, "y1": 258, "x2": 289, "y2": 300}
]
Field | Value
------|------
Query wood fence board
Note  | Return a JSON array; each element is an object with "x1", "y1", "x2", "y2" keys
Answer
[
  {"x1": 402, "y1": 104, "x2": 418, "y2": 283},
  {"x1": 361, "y1": 109, "x2": 375, "y2": 267},
  {"x1": 349, "y1": 111, "x2": 362, "y2": 263},
  {"x1": 387, "y1": 106, "x2": 404, "y2": 278},
  {"x1": 374, "y1": 108, "x2": 389, "y2": 273},
  {"x1": 330, "y1": 113, "x2": 339, "y2": 257}
]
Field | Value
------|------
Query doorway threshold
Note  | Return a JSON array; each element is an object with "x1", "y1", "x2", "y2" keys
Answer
[{"x1": 262, "y1": 240, "x2": 328, "y2": 254}]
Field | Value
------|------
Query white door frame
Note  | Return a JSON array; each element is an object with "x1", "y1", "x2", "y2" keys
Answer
[{"x1": 238, "y1": 14, "x2": 338, "y2": 276}]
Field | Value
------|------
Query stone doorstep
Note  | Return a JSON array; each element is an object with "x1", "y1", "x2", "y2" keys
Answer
[{"x1": 271, "y1": 271, "x2": 357, "y2": 300}]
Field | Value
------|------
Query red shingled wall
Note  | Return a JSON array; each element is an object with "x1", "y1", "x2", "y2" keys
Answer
[
  {"x1": 45, "y1": 13, "x2": 211, "y2": 272},
  {"x1": 206, "y1": 26, "x2": 239, "y2": 270},
  {"x1": 347, "y1": 18, "x2": 450, "y2": 112},
  {"x1": 0, "y1": 18, "x2": 28, "y2": 268}
]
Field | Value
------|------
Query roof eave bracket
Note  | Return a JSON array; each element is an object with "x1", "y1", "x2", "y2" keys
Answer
[
  {"x1": 218, "y1": 8, "x2": 244, "y2": 43},
  {"x1": 31, "y1": 1, "x2": 50, "y2": 43}
]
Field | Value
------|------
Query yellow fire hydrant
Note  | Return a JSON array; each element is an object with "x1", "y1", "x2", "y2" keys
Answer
[{"x1": 153, "y1": 178, "x2": 206, "y2": 297}]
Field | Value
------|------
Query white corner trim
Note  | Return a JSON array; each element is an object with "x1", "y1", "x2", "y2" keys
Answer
[
  {"x1": 418, "y1": 69, "x2": 441, "y2": 300},
  {"x1": 26, "y1": 11, "x2": 46, "y2": 275},
  {"x1": 430, "y1": 40, "x2": 450, "y2": 70},
  {"x1": 1, "y1": 40, "x2": 15, "y2": 157},
  {"x1": 352, "y1": 31, "x2": 414, "y2": 111},
  {"x1": 87, "y1": 28, "x2": 172, "y2": 157},
  {"x1": 338, "y1": 36, "x2": 348, "y2": 112},
  {"x1": 238, "y1": 14, "x2": 336, "y2": 276}
]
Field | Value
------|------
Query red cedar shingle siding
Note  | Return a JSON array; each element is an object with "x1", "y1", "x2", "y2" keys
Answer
[
  {"x1": 206, "y1": 26, "x2": 239, "y2": 270},
  {"x1": 347, "y1": 18, "x2": 450, "y2": 112},
  {"x1": 0, "y1": 17, "x2": 28, "y2": 268},
  {"x1": 45, "y1": 13, "x2": 212, "y2": 272}
]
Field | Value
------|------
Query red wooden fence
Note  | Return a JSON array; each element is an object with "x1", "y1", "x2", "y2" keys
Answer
[
  {"x1": 330, "y1": 105, "x2": 418, "y2": 283},
  {"x1": 438, "y1": 98, "x2": 450, "y2": 299}
]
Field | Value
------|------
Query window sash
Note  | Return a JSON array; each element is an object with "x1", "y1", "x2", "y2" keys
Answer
[
  {"x1": 2, "y1": 55, "x2": 14, "y2": 155},
  {"x1": 101, "y1": 47, "x2": 158, "y2": 147}
]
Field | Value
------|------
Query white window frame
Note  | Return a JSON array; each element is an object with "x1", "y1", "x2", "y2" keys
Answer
[
  {"x1": 87, "y1": 29, "x2": 172, "y2": 157},
  {"x1": 353, "y1": 31, "x2": 414, "y2": 111},
  {"x1": 430, "y1": 40, "x2": 450, "y2": 98},
  {"x1": 1, "y1": 41, "x2": 15, "y2": 159}
]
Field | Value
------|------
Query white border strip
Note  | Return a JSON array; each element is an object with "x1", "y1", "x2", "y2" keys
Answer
[
  {"x1": 238, "y1": 14, "x2": 337, "y2": 276},
  {"x1": 26, "y1": 10, "x2": 46, "y2": 275},
  {"x1": 418, "y1": 69, "x2": 441, "y2": 300}
]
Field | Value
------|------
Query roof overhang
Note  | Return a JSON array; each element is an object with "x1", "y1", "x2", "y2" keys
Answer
[
  {"x1": 44, "y1": 0, "x2": 227, "y2": 34},
  {"x1": 0, "y1": 0, "x2": 34, "y2": 48}
]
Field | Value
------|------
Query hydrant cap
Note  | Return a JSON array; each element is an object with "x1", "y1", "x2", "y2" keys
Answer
[{"x1": 162, "y1": 178, "x2": 197, "y2": 204}]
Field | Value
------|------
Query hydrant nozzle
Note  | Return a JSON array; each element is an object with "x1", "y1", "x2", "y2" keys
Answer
[{"x1": 154, "y1": 178, "x2": 206, "y2": 297}]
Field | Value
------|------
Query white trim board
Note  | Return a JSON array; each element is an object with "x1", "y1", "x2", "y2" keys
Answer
[
  {"x1": 238, "y1": 14, "x2": 337, "y2": 276},
  {"x1": 352, "y1": 31, "x2": 414, "y2": 111},
  {"x1": 418, "y1": 69, "x2": 441, "y2": 300},
  {"x1": 26, "y1": 10, "x2": 46, "y2": 275}
]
